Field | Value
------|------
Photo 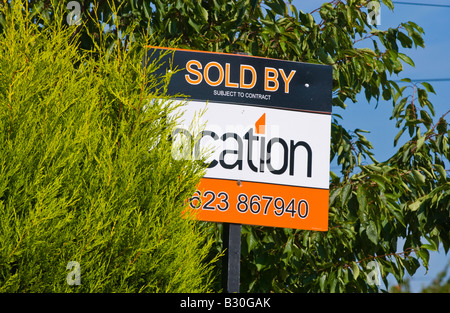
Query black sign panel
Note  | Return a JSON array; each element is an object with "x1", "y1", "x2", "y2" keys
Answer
[{"x1": 145, "y1": 47, "x2": 332, "y2": 114}]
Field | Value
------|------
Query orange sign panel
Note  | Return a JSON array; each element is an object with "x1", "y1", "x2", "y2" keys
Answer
[{"x1": 188, "y1": 178, "x2": 329, "y2": 231}]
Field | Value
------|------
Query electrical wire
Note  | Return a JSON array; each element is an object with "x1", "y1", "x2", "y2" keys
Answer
[
  {"x1": 393, "y1": 1, "x2": 450, "y2": 8},
  {"x1": 394, "y1": 78, "x2": 450, "y2": 82}
]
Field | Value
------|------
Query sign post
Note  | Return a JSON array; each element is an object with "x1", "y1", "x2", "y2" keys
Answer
[
  {"x1": 222, "y1": 223, "x2": 241, "y2": 293},
  {"x1": 145, "y1": 47, "x2": 332, "y2": 292}
]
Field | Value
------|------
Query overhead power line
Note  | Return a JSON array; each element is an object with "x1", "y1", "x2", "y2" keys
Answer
[
  {"x1": 394, "y1": 78, "x2": 450, "y2": 82},
  {"x1": 392, "y1": 1, "x2": 450, "y2": 8}
]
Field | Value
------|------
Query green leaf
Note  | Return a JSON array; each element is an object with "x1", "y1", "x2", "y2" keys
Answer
[
  {"x1": 188, "y1": 19, "x2": 201, "y2": 33},
  {"x1": 142, "y1": 1, "x2": 152, "y2": 18},
  {"x1": 266, "y1": 2, "x2": 286, "y2": 15},
  {"x1": 352, "y1": 262, "x2": 360, "y2": 280},
  {"x1": 370, "y1": 174, "x2": 387, "y2": 190},
  {"x1": 382, "y1": 0, "x2": 395, "y2": 10},
  {"x1": 420, "y1": 110, "x2": 433, "y2": 126},
  {"x1": 404, "y1": 257, "x2": 420, "y2": 276},
  {"x1": 283, "y1": 238, "x2": 293, "y2": 256},
  {"x1": 329, "y1": 187, "x2": 341, "y2": 206},
  {"x1": 341, "y1": 184, "x2": 352, "y2": 206},
  {"x1": 437, "y1": 119, "x2": 447, "y2": 134},
  {"x1": 416, "y1": 248, "x2": 430, "y2": 269},
  {"x1": 416, "y1": 136, "x2": 425, "y2": 151},
  {"x1": 319, "y1": 273, "x2": 327, "y2": 292},
  {"x1": 366, "y1": 221, "x2": 378, "y2": 245},
  {"x1": 387, "y1": 202, "x2": 406, "y2": 226},
  {"x1": 412, "y1": 169, "x2": 426, "y2": 185},
  {"x1": 199, "y1": 6, "x2": 209, "y2": 22},
  {"x1": 435, "y1": 164, "x2": 446, "y2": 179},
  {"x1": 356, "y1": 186, "x2": 367, "y2": 210},
  {"x1": 247, "y1": 231, "x2": 258, "y2": 252},
  {"x1": 366, "y1": 164, "x2": 382, "y2": 172},
  {"x1": 397, "y1": 31, "x2": 413, "y2": 48},
  {"x1": 408, "y1": 199, "x2": 421, "y2": 211},
  {"x1": 423, "y1": 236, "x2": 440, "y2": 251},
  {"x1": 421, "y1": 82, "x2": 436, "y2": 94}
]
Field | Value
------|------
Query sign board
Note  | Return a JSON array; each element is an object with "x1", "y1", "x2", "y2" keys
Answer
[{"x1": 145, "y1": 47, "x2": 332, "y2": 231}]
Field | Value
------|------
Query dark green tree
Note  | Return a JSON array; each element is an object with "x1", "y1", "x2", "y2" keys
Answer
[{"x1": 1, "y1": 0, "x2": 448, "y2": 292}]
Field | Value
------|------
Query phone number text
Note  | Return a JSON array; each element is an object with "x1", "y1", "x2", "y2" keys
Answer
[{"x1": 189, "y1": 190, "x2": 309, "y2": 219}]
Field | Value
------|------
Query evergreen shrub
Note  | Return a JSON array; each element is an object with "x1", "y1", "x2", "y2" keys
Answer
[{"x1": 0, "y1": 2, "x2": 214, "y2": 292}]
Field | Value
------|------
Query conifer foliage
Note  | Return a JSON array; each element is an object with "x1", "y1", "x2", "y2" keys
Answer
[{"x1": 0, "y1": 2, "x2": 214, "y2": 292}]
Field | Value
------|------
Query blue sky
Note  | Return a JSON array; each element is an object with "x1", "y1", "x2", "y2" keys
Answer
[{"x1": 290, "y1": 0, "x2": 450, "y2": 292}]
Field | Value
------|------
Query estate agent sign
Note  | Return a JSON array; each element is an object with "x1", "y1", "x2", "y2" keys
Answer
[{"x1": 146, "y1": 47, "x2": 332, "y2": 231}]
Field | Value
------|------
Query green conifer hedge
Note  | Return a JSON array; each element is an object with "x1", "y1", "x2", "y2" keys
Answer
[{"x1": 0, "y1": 2, "x2": 214, "y2": 292}]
